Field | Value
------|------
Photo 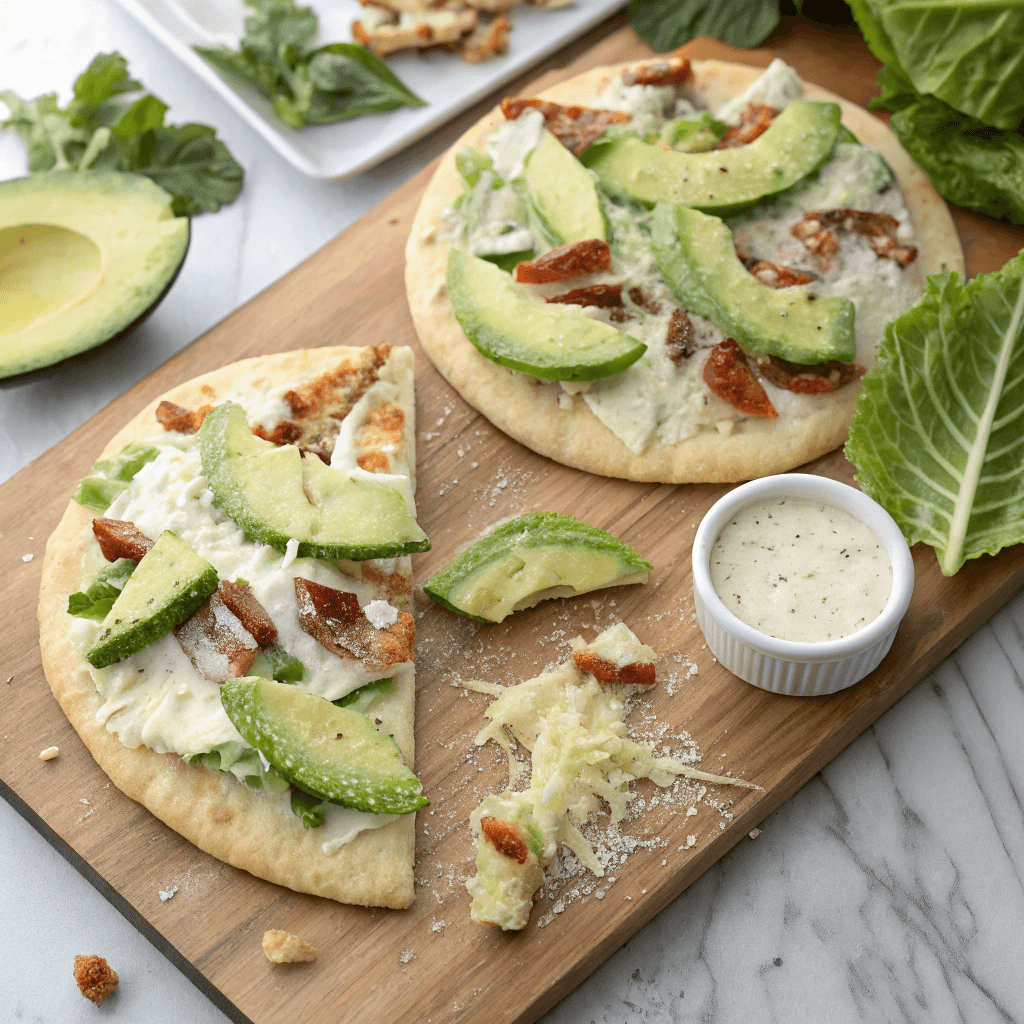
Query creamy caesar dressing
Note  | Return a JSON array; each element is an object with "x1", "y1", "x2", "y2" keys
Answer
[
  {"x1": 443, "y1": 60, "x2": 925, "y2": 455},
  {"x1": 709, "y1": 496, "x2": 892, "y2": 642},
  {"x1": 72, "y1": 418, "x2": 415, "y2": 849}
]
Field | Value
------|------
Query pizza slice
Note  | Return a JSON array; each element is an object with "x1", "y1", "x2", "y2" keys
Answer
[{"x1": 38, "y1": 346, "x2": 430, "y2": 908}]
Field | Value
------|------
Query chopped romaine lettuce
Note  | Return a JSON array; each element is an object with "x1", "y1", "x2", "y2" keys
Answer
[
  {"x1": 183, "y1": 741, "x2": 289, "y2": 797},
  {"x1": 72, "y1": 442, "x2": 159, "y2": 511},
  {"x1": 333, "y1": 677, "x2": 392, "y2": 713},
  {"x1": 67, "y1": 558, "x2": 136, "y2": 620},
  {"x1": 249, "y1": 642, "x2": 305, "y2": 683}
]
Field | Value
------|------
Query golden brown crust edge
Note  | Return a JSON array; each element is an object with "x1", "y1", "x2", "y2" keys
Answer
[
  {"x1": 405, "y1": 58, "x2": 964, "y2": 484},
  {"x1": 37, "y1": 348, "x2": 419, "y2": 909}
]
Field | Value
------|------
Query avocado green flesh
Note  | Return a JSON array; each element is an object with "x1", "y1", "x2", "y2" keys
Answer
[
  {"x1": 424, "y1": 511, "x2": 652, "y2": 623},
  {"x1": 86, "y1": 531, "x2": 219, "y2": 669},
  {"x1": 525, "y1": 130, "x2": 605, "y2": 245},
  {"x1": 582, "y1": 101, "x2": 842, "y2": 215},
  {"x1": 650, "y1": 204, "x2": 856, "y2": 365},
  {"x1": 446, "y1": 250, "x2": 646, "y2": 382},
  {"x1": 220, "y1": 677, "x2": 428, "y2": 815},
  {"x1": 199, "y1": 402, "x2": 430, "y2": 561},
  {"x1": 0, "y1": 172, "x2": 189, "y2": 379}
]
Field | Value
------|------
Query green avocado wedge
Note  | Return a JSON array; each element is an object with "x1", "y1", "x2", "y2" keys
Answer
[
  {"x1": 85, "y1": 531, "x2": 218, "y2": 668},
  {"x1": 581, "y1": 101, "x2": 842, "y2": 216},
  {"x1": 446, "y1": 250, "x2": 646, "y2": 381},
  {"x1": 220, "y1": 677, "x2": 428, "y2": 816},
  {"x1": 650, "y1": 203, "x2": 856, "y2": 365},
  {"x1": 198, "y1": 402, "x2": 430, "y2": 561},
  {"x1": 424, "y1": 512, "x2": 652, "y2": 624},
  {"x1": 524, "y1": 129, "x2": 606, "y2": 245}
]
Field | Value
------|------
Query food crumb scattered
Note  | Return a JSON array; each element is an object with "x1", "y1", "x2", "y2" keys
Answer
[
  {"x1": 262, "y1": 930, "x2": 317, "y2": 964},
  {"x1": 158, "y1": 886, "x2": 178, "y2": 902},
  {"x1": 39, "y1": 746, "x2": 59, "y2": 761},
  {"x1": 686, "y1": 806, "x2": 698, "y2": 817},
  {"x1": 399, "y1": 949, "x2": 416, "y2": 964},
  {"x1": 686, "y1": 835, "x2": 696, "y2": 848},
  {"x1": 74, "y1": 954, "x2": 118, "y2": 1005},
  {"x1": 22, "y1": 553, "x2": 33, "y2": 562},
  {"x1": 748, "y1": 827, "x2": 762, "y2": 839},
  {"x1": 430, "y1": 919, "x2": 448, "y2": 933}
]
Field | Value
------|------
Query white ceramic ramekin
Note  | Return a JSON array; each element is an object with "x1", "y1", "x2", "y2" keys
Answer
[{"x1": 692, "y1": 474, "x2": 914, "y2": 697}]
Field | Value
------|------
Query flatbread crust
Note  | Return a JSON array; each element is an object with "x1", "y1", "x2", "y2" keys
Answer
[
  {"x1": 38, "y1": 348, "x2": 419, "y2": 909},
  {"x1": 406, "y1": 58, "x2": 964, "y2": 483}
]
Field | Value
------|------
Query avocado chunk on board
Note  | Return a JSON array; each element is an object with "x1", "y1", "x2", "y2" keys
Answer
[
  {"x1": 198, "y1": 402, "x2": 430, "y2": 561},
  {"x1": 650, "y1": 204, "x2": 856, "y2": 365},
  {"x1": 581, "y1": 101, "x2": 842, "y2": 216},
  {"x1": 86, "y1": 530, "x2": 218, "y2": 668},
  {"x1": 424, "y1": 511, "x2": 652, "y2": 623},
  {"x1": 524, "y1": 129, "x2": 606, "y2": 246},
  {"x1": 446, "y1": 250, "x2": 646, "y2": 381},
  {"x1": 0, "y1": 171, "x2": 189, "y2": 379},
  {"x1": 220, "y1": 677, "x2": 428, "y2": 816}
]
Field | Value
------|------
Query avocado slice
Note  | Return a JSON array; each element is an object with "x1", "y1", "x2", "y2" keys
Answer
[
  {"x1": 650, "y1": 203, "x2": 856, "y2": 365},
  {"x1": 0, "y1": 171, "x2": 189, "y2": 379},
  {"x1": 198, "y1": 402, "x2": 430, "y2": 561},
  {"x1": 424, "y1": 511, "x2": 652, "y2": 623},
  {"x1": 446, "y1": 250, "x2": 646, "y2": 381},
  {"x1": 581, "y1": 101, "x2": 842, "y2": 216},
  {"x1": 86, "y1": 530, "x2": 219, "y2": 668},
  {"x1": 220, "y1": 677, "x2": 428, "y2": 815},
  {"x1": 524, "y1": 129, "x2": 605, "y2": 245}
]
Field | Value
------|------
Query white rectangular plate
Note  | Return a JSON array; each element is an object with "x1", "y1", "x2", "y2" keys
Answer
[{"x1": 114, "y1": 0, "x2": 628, "y2": 180}]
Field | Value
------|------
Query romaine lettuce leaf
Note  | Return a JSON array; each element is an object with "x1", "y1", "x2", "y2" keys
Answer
[
  {"x1": 67, "y1": 558, "x2": 136, "y2": 620},
  {"x1": 846, "y1": 253, "x2": 1024, "y2": 575},
  {"x1": 333, "y1": 677, "x2": 392, "y2": 713},
  {"x1": 72, "y1": 442, "x2": 160, "y2": 511},
  {"x1": 184, "y1": 741, "x2": 290, "y2": 797}
]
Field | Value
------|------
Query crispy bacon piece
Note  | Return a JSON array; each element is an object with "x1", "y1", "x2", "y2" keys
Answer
[
  {"x1": 749, "y1": 260, "x2": 814, "y2": 289},
  {"x1": 753, "y1": 353, "x2": 864, "y2": 395},
  {"x1": 546, "y1": 283, "x2": 623, "y2": 308},
  {"x1": 356, "y1": 401, "x2": 405, "y2": 474},
  {"x1": 92, "y1": 518, "x2": 153, "y2": 563},
  {"x1": 461, "y1": 14, "x2": 511, "y2": 62},
  {"x1": 572, "y1": 650, "x2": 656, "y2": 685},
  {"x1": 622, "y1": 54, "x2": 692, "y2": 87},
  {"x1": 217, "y1": 579, "x2": 277, "y2": 646},
  {"x1": 501, "y1": 97, "x2": 630, "y2": 156},
  {"x1": 715, "y1": 104, "x2": 776, "y2": 149},
  {"x1": 513, "y1": 240, "x2": 611, "y2": 284},
  {"x1": 792, "y1": 209, "x2": 918, "y2": 267},
  {"x1": 665, "y1": 309, "x2": 695, "y2": 365},
  {"x1": 156, "y1": 401, "x2": 214, "y2": 434},
  {"x1": 703, "y1": 339, "x2": 778, "y2": 418},
  {"x1": 627, "y1": 286, "x2": 661, "y2": 314},
  {"x1": 175, "y1": 593, "x2": 260, "y2": 683},
  {"x1": 480, "y1": 816, "x2": 529, "y2": 864},
  {"x1": 251, "y1": 420, "x2": 303, "y2": 447},
  {"x1": 294, "y1": 578, "x2": 415, "y2": 673},
  {"x1": 74, "y1": 955, "x2": 119, "y2": 1006}
]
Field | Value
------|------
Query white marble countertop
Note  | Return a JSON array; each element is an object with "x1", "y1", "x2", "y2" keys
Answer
[{"x1": 3, "y1": 4, "x2": 1024, "y2": 1022}]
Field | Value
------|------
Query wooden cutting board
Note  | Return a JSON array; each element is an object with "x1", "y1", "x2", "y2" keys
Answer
[{"x1": 3, "y1": 21, "x2": 1023, "y2": 1024}]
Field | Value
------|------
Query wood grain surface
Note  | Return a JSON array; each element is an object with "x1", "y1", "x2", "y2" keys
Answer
[{"x1": 3, "y1": 20, "x2": 1024, "y2": 1024}]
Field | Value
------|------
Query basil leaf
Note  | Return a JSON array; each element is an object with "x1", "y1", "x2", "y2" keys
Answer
[
  {"x1": 71, "y1": 53, "x2": 142, "y2": 109},
  {"x1": 0, "y1": 90, "x2": 90, "y2": 171},
  {"x1": 303, "y1": 44, "x2": 425, "y2": 123},
  {"x1": 627, "y1": 0, "x2": 780, "y2": 51},
  {"x1": 846, "y1": 253, "x2": 1024, "y2": 575},
  {"x1": 333, "y1": 677, "x2": 393, "y2": 713}
]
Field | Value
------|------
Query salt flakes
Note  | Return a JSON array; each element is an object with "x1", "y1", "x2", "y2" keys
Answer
[{"x1": 363, "y1": 600, "x2": 399, "y2": 630}]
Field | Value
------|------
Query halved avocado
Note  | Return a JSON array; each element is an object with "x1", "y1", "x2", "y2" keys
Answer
[
  {"x1": 0, "y1": 171, "x2": 189, "y2": 379},
  {"x1": 446, "y1": 250, "x2": 646, "y2": 381},
  {"x1": 424, "y1": 511, "x2": 652, "y2": 623}
]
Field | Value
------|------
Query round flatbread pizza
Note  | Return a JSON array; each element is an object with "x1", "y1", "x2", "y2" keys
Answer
[
  {"x1": 405, "y1": 55, "x2": 963, "y2": 483},
  {"x1": 38, "y1": 346, "x2": 426, "y2": 908}
]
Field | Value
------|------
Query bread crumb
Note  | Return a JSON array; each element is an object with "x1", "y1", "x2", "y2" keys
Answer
[
  {"x1": 74, "y1": 954, "x2": 118, "y2": 1005},
  {"x1": 686, "y1": 835, "x2": 696, "y2": 848},
  {"x1": 748, "y1": 827, "x2": 761, "y2": 839},
  {"x1": 262, "y1": 930, "x2": 317, "y2": 964},
  {"x1": 39, "y1": 746, "x2": 59, "y2": 761}
]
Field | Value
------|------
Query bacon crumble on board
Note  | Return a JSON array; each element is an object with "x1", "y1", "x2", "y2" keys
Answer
[
  {"x1": 480, "y1": 816, "x2": 529, "y2": 863},
  {"x1": 513, "y1": 239, "x2": 611, "y2": 283},
  {"x1": 175, "y1": 593, "x2": 260, "y2": 683},
  {"x1": 703, "y1": 339, "x2": 778, "y2": 418},
  {"x1": 748, "y1": 260, "x2": 815, "y2": 289},
  {"x1": 500, "y1": 97, "x2": 630, "y2": 155},
  {"x1": 792, "y1": 209, "x2": 918, "y2": 267},
  {"x1": 155, "y1": 401, "x2": 213, "y2": 434},
  {"x1": 665, "y1": 309, "x2": 696, "y2": 365},
  {"x1": 753, "y1": 353, "x2": 864, "y2": 394},
  {"x1": 715, "y1": 104, "x2": 776, "y2": 149},
  {"x1": 545, "y1": 283, "x2": 624, "y2": 308},
  {"x1": 622, "y1": 54, "x2": 692, "y2": 87},
  {"x1": 294, "y1": 578, "x2": 415, "y2": 673},
  {"x1": 572, "y1": 649, "x2": 656, "y2": 685},
  {"x1": 73, "y1": 955, "x2": 119, "y2": 1006},
  {"x1": 92, "y1": 518, "x2": 153, "y2": 563}
]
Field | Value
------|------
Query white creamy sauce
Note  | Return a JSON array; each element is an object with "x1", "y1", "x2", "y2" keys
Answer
[
  {"x1": 445, "y1": 60, "x2": 925, "y2": 456},
  {"x1": 73, "y1": 411, "x2": 415, "y2": 850},
  {"x1": 709, "y1": 496, "x2": 893, "y2": 642}
]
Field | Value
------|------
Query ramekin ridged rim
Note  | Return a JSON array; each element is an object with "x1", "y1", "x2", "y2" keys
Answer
[{"x1": 692, "y1": 473, "x2": 914, "y2": 679}]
